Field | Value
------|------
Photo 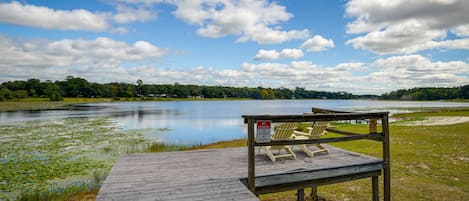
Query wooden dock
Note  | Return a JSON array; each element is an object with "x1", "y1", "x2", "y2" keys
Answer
[{"x1": 97, "y1": 145, "x2": 383, "y2": 201}]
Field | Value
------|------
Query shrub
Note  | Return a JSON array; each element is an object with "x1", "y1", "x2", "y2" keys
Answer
[{"x1": 49, "y1": 93, "x2": 64, "y2": 101}]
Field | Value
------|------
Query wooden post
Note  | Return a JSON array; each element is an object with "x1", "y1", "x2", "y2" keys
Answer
[
  {"x1": 247, "y1": 118, "x2": 256, "y2": 193},
  {"x1": 369, "y1": 118, "x2": 377, "y2": 133},
  {"x1": 311, "y1": 186, "x2": 318, "y2": 201},
  {"x1": 382, "y1": 115, "x2": 391, "y2": 201},
  {"x1": 372, "y1": 176, "x2": 379, "y2": 201},
  {"x1": 297, "y1": 189, "x2": 305, "y2": 201}
]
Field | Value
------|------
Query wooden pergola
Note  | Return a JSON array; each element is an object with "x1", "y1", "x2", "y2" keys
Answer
[{"x1": 242, "y1": 108, "x2": 391, "y2": 201}]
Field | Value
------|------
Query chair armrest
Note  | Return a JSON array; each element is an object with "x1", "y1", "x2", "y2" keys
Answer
[{"x1": 293, "y1": 130, "x2": 310, "y2": 136}]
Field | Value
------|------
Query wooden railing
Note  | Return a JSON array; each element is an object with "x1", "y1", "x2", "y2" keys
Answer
[{"x1": 242, "y1": 107, "x2": 391, "y2": 201}]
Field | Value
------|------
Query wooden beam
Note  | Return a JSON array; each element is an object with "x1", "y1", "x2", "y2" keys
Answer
[
  {"x1": 255, "y1": 170, "x2": 381, "y2": 194},
  {"x1": 311, "y1": 107, "x2": 353, "y2": 114},
  {"x1": 325, "y1": 128, "x2": 362, "y2": 136},
  {"x1": 254, "y1": 133, "x2": 383, "y2": 146},
  {"x1": 372, "y1": 176, "x2": 379, "y2": 201},
  {"x1": 243, "y1": 112, "x2": 389, "y2": 123},
  {"x1": 311, "y1": 186, "x2": 318, "y2": 201},
  {"x1": 247, "y1": 118, "x2": 255, "y2": 193},
  {"x1": 382, "y1": 115, "x2": 391, "y2": 201},
  {"x1": 297, "y1": 189, "x2": 305, "y2": 201},
  {"x1": 369, "y1": 118, "x2": 378, "y2": 134}
]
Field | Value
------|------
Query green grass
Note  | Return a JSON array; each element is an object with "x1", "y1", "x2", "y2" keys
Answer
[
  {"x1": 144, "y1": 142, "x2": 189, "y2": 152},
  {"x1": 304, "y1": 123, "x2": 469, "y2": 201},
  {"x1": 190, "y1": 139, "x2": 247, "y2": 149},
  {"x1": 196, "y1": 113, "x2": 469, "y2": 200},
  {"x1": 15, "y1": 171, "x2": 106, "y2": 201},
  {"x1": 392, "y1": 108, "x2": 469, "y2": 118}
]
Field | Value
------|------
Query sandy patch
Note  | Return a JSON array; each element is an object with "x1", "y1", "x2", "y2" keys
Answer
[{"x1": 398, "y1": 116, "x2": 469, "y2": 126}]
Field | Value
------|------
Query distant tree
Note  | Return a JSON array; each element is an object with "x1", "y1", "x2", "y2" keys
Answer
[
  {"x1": 2, "y1": 76, "x2": 466, "y2": 101},
  {"x1": 40, "y1": 80, "x2": 61, "y2": 98},
  {"x1": 0, "y1": 87, "x2": 10, "y2": 101},
  {"x1": 124, "y1": 85, "x2": 135, "y2": 97},
  {"x1": 49, "y1": 92, "x2": 64, "y2": 101},
  {"x1": 173, "y1": 86, "x2": 190, "y2": 98},
  {"x1": 136, "y1": 79, "x2": 143, "y2": 96},
  {"x1": 459, "y1": 85, "x2": 469, "y2": 99},
  {"x1": 59, "y1": 76, "x2": 91, "y2": 97},
  {"x1": 260, "y1": 89, "x2": 275, "y2": 99},
  {"x1": 273, "y1": 88, "x2": 293, "y2": 99},
  {"x1": 12, "y1": 90, "x2": 29, "y2": 98},
  {"x1": 26, "y1": 78, "x2": 41, "y2": 97}
]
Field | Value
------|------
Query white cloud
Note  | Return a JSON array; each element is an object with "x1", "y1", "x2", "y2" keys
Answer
[
  {"x1": 0, "y1": 35, "x2": 167, "y2": 69},
  {"x1": 113, "y1": 4, "x2": 156, "y2": 24},
  {"x1": 254, "y1": 48, "x2": 303, "y2": 60},
  {"x1": 0, "y1": 1, "x2": 159, "y2": 32},
  {"x1": 300, "y1": 35, "x2": 334, "y2": 52},
  {"x1": 0, "y1": 1, "x2": 308, "y2": 43},
  {"x1": 333, "y1": 62, "x2": 365, "y2": 71},
  {"x1": 169, "y1": 0, "x2": 309, "y2": 44},
  {"x1": 0, "y1": 1, "x2": 109, "y2": 31},
  {"x1": 367, "y1": 54, "x2": 469, "y2": 89},
  {"x1": 240, "y1": 61, "x2": 359, "y2": 91},
  {"x1": 345, "y1": 0, "x2": 469, "y2": 54},
  {"x1": 111, "y1": 0, "x2": 164, "y2": 6},
  {"x1": 452, "y1": 25, "x2": 469, "y2": 37}
]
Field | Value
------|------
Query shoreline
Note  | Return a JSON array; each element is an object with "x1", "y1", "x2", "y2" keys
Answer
[{"x1": 1, "y1": 97, "x2": 469, "y2": 112}]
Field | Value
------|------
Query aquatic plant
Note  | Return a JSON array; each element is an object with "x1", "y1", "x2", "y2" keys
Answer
[{"x1": 0, "y1": 117, "x2": 151, "y2": 200}]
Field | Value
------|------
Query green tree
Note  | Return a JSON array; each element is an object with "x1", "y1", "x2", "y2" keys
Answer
[
  {"x1": 0, "y1": 87, "x2": 11, "y2": 101},
  {"x1": 260, "y1": 89, "x2": 275, "y2": 99},
  {"x1": 136, "y1": 79, "x2": 143, "y2": 96},
  {"x1": 13, "y1": 90, "x2": 29, "y2": 98},
  {"x1": 460, "y1": 85, "x2": 469, "y2": 99}
]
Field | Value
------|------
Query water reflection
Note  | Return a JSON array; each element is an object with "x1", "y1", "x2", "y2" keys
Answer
[{"x1": 1, "y1": 100, "x2": 469, "y2": 145}]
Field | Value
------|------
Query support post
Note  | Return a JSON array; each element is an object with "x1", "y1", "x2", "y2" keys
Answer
[
  {"x1": 372, "y1": 176, "x2": 379, "y2": 201},
  {"x1": 247, "y1": 118, "x2": 256, "y2": 193},
  {"x1": 297, "y1": 189, "x2": 304, "y2": 201},
  {"x1": 369, "y1": 118, "x2": 377, "y2": 133},
  {"x1": 311, "y1": 186, "x2": 318, "y2": 201},
  {"x1": 382, "y1": 115, "x2": 391, "y2": 201}
]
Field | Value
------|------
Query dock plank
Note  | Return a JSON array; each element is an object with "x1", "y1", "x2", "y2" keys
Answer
[{"x1": 97, "y1": 145, "x2": 382, "y2": 201}]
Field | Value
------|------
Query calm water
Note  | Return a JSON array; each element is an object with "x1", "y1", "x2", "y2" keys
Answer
[{"x1": 2, "y1": 100, "x2": 469, "y2": 145}]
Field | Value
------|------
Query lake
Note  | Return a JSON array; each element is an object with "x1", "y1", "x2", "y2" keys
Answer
[{"x1": 2, "y1": 100, "x2": 469, "y2": 145}]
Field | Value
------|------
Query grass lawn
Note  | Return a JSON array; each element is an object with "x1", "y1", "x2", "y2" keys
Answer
[
  {"x1": 194, "y1": 122, "x2": 469, "y2": 201},
  {"x1": 196, "y1": 110, "x2": 469, "y2": 201}
]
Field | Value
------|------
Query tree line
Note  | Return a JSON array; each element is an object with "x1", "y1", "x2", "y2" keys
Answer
[
  {"x1": 0, "y1": 76, "x2": 467, "y2": 101},
  {"x1": 380, "y1": 86, "x2": 469, "y2": 100},
  {"x1": 0, "y1": 76, "x2": 357, "y2": 101}
]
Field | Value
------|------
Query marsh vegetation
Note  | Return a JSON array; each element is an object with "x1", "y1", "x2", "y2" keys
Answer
[{"x1": 0, "y1": 117, "x2": 184, "y2": 200}]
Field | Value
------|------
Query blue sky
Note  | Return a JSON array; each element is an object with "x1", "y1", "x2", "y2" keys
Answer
[{"x1": 0, "y1": 0, "x2": 468, "y2": 94}]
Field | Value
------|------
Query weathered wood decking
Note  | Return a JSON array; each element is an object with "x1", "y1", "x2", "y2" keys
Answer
[{"x1": 97, "y1": 145, "x2": 382, "y2": 201}]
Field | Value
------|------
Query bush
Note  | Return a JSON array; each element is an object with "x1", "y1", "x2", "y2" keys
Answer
[
  {"x1": 13, "y1": 90, "x2": 29, "y2": 99},
  {"x1": 49, "y1": 93, "x2": 64, "y2": 101}
]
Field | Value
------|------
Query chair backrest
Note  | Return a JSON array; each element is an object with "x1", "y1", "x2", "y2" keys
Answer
[
  {"x1": 272, "y1": 122, "x2": 297, "y2": 140},
  {"x1": 310, "y1": 121, "x2": 329, "y2": 138}
]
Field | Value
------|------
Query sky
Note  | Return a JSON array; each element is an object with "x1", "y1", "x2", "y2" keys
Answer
[{"x1": 0, "y1": 0, "x2": 468, "y2": 95}]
